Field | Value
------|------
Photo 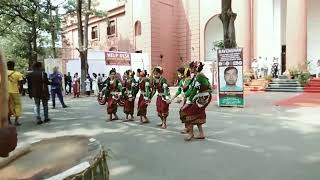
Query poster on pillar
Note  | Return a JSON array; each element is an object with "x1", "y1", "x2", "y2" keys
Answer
[{"x1": 217, "y1": 48, "x2": 244, "y2": 107}]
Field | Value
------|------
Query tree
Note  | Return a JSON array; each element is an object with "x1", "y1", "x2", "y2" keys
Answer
[
  {"x1": 219, "y1": 0, "x2": 237, "y2": 48},
  {"x1": 0, "y1": 0, "x2": 52, "y2": 68},
  {"x1": 64, "y1": 0, "x2": 107, "y2": 93}
]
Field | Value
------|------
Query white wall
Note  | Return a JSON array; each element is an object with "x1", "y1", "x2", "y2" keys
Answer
[
  {"x1": 199, "y1": 0, "x2": 221, "y2": 62},
  {"x1": 255, "y1": 0, "x2": 283, "y2": 72},
  {"x1": 66, "y1": 50, "x2": 150, "y2": 79},
  {"x1": 307, "y1": 0, "x2": 320, "y2": 74},
  {"x1": 204, "y1": 15, "x2": 223, "y2": 62}
]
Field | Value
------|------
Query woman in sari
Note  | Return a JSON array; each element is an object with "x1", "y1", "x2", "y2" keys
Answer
[
  {"x1": 72, "y1": 73, "x2": 80, "y2": 98},
  {"x1": 136, "y1": 69, "x2": 151, "y2": 124},
  {"x1": 105, "y1": 68, "x2": 122, "y2": 121},
  {"x1": 150, "y1": 66, "x2": 171, "y2": 129},
  {"x1": 122, "y1": 70, "x2": 138, "y2": 121},
  {"x1": 180, "y1": 61, "x2": 212, "y2": 141},
  {"x1": 171, "y1": 67, "x2": 192, "y2": 133}
]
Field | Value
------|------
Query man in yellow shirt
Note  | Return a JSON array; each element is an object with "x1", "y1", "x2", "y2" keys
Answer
[{"x1": 7, "y1": 61, "x2": 23, "y2": 126}]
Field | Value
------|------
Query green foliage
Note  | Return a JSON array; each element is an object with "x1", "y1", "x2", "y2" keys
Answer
[
  {"x1": 0, "y1": 38, "x2": 28, "y2": 74},
  {"x1": 264, "y1": 75, "x2": 272, "y2": 81},
  {"x1": 0, "y1": 0, "x2": 62, "y2": 66},
  {"x1": 64, "y1": 0, "x2": 77, "y2": 14},
  {"x1": 297, "y1": 72, "x2": 311, "y2": 86},
  {"x1": 212, "y1": 40, "x2": 225, "y2": 51},
  {"x1": 288, "y1": 68, "x2": 311, "y2": 86},
  {"x1": 243, "y1": 71, "x2": 253, "y2": 83}
]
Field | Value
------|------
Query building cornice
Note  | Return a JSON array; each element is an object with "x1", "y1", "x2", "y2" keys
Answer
[{"x1": 62, "y1": 4, "x2": 126, "y2": 33}]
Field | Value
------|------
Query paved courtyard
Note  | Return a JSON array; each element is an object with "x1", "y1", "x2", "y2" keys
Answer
[{"x1": 15, "y1": 92, "x2": 320, "y2": 180}]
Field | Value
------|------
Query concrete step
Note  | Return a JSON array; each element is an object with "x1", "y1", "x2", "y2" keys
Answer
[
  {"x1": 266, "y1": 86, "x2": 304, "y2": 89},
  {"x1": 304, "y1": 90, "x2": 320, "y2": 93},
  {"x1": 271, "y1": 79, "x2": 300, "y2": 83},
  {"x1": 304, "y1": 87, "x2": 320, "y2": 90},
  {"x1": 268, "y1": 84, "x2": 303, "y2": 88},
  {"x1": 265, "y1": 88, "x2": 304, "y2": 92},
  {"x1": 278, "y1": 75, "x2": 289, "y2": 79},
  {"x1": 305, "y1": 84, "x2": 320, "y2": 87}
]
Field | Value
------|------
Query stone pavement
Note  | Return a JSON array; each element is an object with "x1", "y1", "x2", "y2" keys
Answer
[{"x1": 13, "y1": 92, "x2": 320, "y2": 180}]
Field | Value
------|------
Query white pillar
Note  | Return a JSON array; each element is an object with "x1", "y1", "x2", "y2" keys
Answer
[
  {"x1": 286, "y1": 0, "x2": 307, "y2": 71},
  {"x1": 233, "y1": 0, "x2": 252, "y2": 72}
]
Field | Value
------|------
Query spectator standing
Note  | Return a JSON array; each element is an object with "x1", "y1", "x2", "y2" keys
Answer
[
  {"x1": 85, "y1": 74, "x2": 92, "y2": 96},
  {"x1": 316, "y1": 59, "x2": 320, "y2": 78},
  {"x1": 7, "y1": 61, "x2": 24, "y2": 126},
  {"x1": 66, "y1": 72, "x2": 72, "y2": 94},
  {"x1": 92, "y1": 73, "x2": 99, "y2": 96},
  {"x1": 27, "y1": 62, "x2": 51, "y2": 124},
  {"x1": 72, "y1": 73, "x2": 80, "y2": 98}
]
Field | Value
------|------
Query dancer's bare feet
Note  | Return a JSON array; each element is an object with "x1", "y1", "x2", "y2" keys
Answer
[
  {"x1": 196, "y1": 125, "x2": 205, "y2": 140},
  {"x1": 184, "y1": 134, "x2": 194, "y2": 141},
  {"x1": 180, "y1": 128, "x2": 189, "y2": 134},
  {"x1": 112, "y1": 113, "x2": 119, "y2": 120},
  {"x1": 129, "y1": 114, "x2": 134, "y2": 121},
  {"x1": 161, "y1": 123, "x2": 167, "y2": 129},
  {"x1": 194, "y1": 136, "x2": 205, "y2": 140}
]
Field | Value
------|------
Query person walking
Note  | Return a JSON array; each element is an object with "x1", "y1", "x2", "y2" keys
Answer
[
  {"x1": 7, "y1": 61, "x2": 24, "y2": 126},
  {"x1": 49, "y1": 67, "x2": 68, "y2": 109},
  {"x1": 27, "y1": 62, "x2": 51, "y2": 124}
]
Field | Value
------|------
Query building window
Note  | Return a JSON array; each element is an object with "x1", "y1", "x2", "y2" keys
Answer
[
  {"x1": 91, "y1": 26, "x2": 98, "y2": 40},
  {"x1": 107, "y1": 20, "x2": 116, "y2": 36},
  {"x1": 135, "y1": 21, "x2": 141, "y2": 36}
]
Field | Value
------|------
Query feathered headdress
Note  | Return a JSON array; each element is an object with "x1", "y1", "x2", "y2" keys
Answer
[{"x1": 152, "y1": 65, "x2": 163, "y2": 74}]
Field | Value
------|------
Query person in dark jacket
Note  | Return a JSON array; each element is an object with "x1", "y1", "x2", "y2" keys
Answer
[
  {"x1": 49, "y1": 67, "x2": 68, "y2": 109},
  {"x1": 27, "y1": 62, "x2": 51, "y2": 124}
]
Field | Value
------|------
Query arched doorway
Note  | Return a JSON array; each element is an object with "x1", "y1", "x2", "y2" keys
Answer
[{"x1": 204, "y1": 15, "x2": 223, "y2": 86}]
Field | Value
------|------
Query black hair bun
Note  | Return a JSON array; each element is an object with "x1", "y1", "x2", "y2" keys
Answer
[{"x1": 197, "y1": 62, "x2": 204, "y2": 72}]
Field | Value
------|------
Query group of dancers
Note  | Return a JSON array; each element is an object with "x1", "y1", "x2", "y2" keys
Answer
[{"x1": 98, "y1": 61, "x2": 212, "y2": 141}]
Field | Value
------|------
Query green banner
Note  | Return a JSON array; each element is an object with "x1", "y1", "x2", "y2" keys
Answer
[{"x1": 219, "y1": 95, "x2": 244, "y2": 106}]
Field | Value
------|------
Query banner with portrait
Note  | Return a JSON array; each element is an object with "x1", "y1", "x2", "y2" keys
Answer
[{"x1": 217, "y1": 48, "x2": 244, "y2": 107}]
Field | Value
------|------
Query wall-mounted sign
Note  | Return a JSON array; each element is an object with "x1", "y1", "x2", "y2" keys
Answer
[
  {"x1": 217, "y1": 48, "x2": 244, "y2": 107},
  {"x1": 105, "y1": 51, "x2": 131, "y2": 65}
]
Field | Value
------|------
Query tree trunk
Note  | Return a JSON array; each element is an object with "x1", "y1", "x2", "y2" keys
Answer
[
  {"x1": 0, "y1": 50, "x2": 9, "y2": 127},
  {"x1": 51, "y1": 28, "x2": 57, "y2": 58},
  {"x1": 219, "y1": 0, "x2": 237, "y2": 48},
  {"x1": 84, "y1": 0, "x2": 91, "y2": 75},
  {"x1": 49, "y1": 2, "x2": 57, "y2": 59},
  {"x1": 31, "y1": 20, "x2": 38, "y2": 65},
  {"x1": 76, "y1": 0, "x2": 86, "y2": 93},
  {"x1": 28, "y1": 39, "x2": 33, "y2": 70}
]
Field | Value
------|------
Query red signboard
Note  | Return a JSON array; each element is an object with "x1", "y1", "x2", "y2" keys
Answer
[{"x1": 105, "y1": 51, "x2": 131, "y2": 65}]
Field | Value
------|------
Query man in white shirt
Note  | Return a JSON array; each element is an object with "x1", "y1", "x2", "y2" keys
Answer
[
  {"x1": 251, "y1": 59, "x2": 258, "y2": 79},
  {"x1": 316, "y1": 59, "x2": 320, "y2": 78}
]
